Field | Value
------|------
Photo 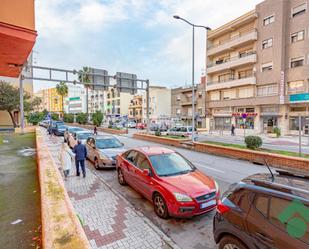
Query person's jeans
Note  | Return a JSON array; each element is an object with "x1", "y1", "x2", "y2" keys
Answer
[{"x1": 76, "y1": 160, "x2": 86, "y2": 177}]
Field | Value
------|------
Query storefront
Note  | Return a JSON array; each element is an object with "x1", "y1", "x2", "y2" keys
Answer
[
  {"x1": 289, "y1": 93, "x2": 309, "y2": 134},
  {"x1": 212, "y1": 108, "x2": 232, "y2": 130},
  {"x1": 232, "y1": 107, "x2": 257, "y2": 130},
  {"x1": 260, "y1": 106, "x2": 281, "y2": 133}
]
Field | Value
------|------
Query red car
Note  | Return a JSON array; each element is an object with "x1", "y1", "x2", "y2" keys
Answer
[
  {"x1": 116, "y1": 146, "x2": 219, "y2": 218},
  {"x1": 136, "y1": 123, "x2": 146, "y2": 129}
]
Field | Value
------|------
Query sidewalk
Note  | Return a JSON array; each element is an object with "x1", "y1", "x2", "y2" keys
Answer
[{"x1": 42, "y1": 131, "x2": 176, "y2": 249}]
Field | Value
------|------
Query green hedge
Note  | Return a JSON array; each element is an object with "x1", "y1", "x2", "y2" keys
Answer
[
  {"x1": 245, "y1": 136, "x2": 263, "y2": 150},
  {"x1": 92, "y1": 111, "x2": 103, "y2": 126},
  {"x1": 76, "y1": 113, "x2": 87, "y2": 124},
  {"x1": 63, "y1": 113, "x2": 74, "y2": 123}
]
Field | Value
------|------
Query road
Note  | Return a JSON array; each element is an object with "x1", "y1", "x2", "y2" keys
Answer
[{"x1": 56, "y1": 126, "x2": 271, "y2": 249}]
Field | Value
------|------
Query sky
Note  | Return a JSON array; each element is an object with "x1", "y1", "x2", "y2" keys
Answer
[{"x1": 33, "y1": 0, "x2": 262, "y2": 92}]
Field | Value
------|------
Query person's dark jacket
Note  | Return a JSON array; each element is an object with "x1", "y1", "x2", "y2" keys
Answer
[{"x1": 73, "y1": 143, "x2": 87, "y2": 160}]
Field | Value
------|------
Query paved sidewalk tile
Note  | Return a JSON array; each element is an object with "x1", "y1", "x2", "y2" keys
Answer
[{"x1": 42, "y1": 131, "x2": 171, "y2": 249}]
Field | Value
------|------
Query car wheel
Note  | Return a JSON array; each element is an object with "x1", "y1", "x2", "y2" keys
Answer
[
  {"x1": 153, "y1": 193, "x2": 169, "y2": 219},
  {"x1": 117, "y1": 168, "x2": 127, "y2": 185},
  {"x1": 219, "y1": 235, "x2": 248, "y2": 249},
  {"x1": 94, "y1": 158, "x2": 100, "y2": 170}
]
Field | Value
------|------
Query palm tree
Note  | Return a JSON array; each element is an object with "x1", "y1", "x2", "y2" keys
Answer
[
  {"x1": 56, "y1": 81, "x2": 68, "y2": 114},
  {"x1": 78, "y1": 66, "x2": 92, "y2": 115}
]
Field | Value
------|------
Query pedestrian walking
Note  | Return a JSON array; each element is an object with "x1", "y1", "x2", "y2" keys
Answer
[
  {"x1": 94, "y1": 126, "x2": 97, "y2": 135},
  {"x1": 73, "y1": 140, "x2": 87, "y2": 178},
  {"x1": 231, "y1": 124, "x2": 235, "y2": 136},
  {"x1": 59, "y1": 142, "x2": 75, "y2": 180}
]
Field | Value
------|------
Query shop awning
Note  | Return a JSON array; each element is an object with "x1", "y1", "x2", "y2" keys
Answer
[{"x1": 0, "y1": 21, "x2": 37, "y2": 77}]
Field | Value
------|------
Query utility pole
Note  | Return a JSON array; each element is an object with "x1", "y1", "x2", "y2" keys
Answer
[{"x1": 299, "y1": 115, "x2": 302, "y2": 157}]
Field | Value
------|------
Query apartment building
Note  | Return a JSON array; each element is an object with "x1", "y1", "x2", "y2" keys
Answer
[
  {"x1": 104, "y1": 87, "x2": 131, "y2": 118},
  {"x1": 65, "y1": 85, "x2": 87, "y2": 114},
  {"x1": 128, "y1": 95, "x2": 143, "y2": 122},
  {"x1": 142, "y1": 86, "x2": 171, "y2": 123},
  {"x1": 171, "y1": 83, "x2": 206, "y2": 128},
  {"x1": 37, "y1": 87, "x2": 63, "y2": 113},
  {"x1": 206, "y1": 0, "x2": 309, "y2": 135},
  {"x1": 88, "y1": 88, "x2": 105, "y2": 114}
]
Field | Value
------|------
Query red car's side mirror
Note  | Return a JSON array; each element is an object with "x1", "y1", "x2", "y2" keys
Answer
[{"x1": 142, "y1": 169, "x2": 151, "y2": 176}]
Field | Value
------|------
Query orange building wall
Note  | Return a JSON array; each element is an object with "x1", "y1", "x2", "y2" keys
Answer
[{"x1": 0, "y1": 0, "x2": 35, "y2": 30}]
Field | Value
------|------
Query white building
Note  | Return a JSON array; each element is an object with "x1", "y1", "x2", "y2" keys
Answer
[
  {"x1": 65, "y1": 85, "x2": 87, "y2": 114},
  {"x1": 142, "y1": 86, "x2": 171, "y2": 123}
]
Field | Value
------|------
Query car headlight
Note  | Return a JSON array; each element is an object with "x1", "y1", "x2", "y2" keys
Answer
[
  {"x1": 100, "y1": 153, "x2": 113, "y2": 160},
  {"x1": 173, "y1": 192, "x2": 193, "y2": 202}
]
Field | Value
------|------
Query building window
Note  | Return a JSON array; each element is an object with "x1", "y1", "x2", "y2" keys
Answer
[
  {"x1": 238, "y1": 87, "x2": 254, "y2": 98},
  {"x1": 288, "y1": 80, "x2": 304, "y2": 94},
  {"x1": 292, "y1": 3, "x2": 307, "y2": 18},
  {"x1": 263, "y1": 15, "x2": 275, "y2": 26},
  {"x1": 291, "y1": 30, "x2": 305, "y2": 43},
  {"x1": 198, "y1": 91, "x2": 203, "y2": 98},
  {"x1": 176, "y1": 95, "x2": 181, "y2": 101},
  {"x1": 210, "y1": 91, "x2": 220, "y2": 101},
  {"x1": 289, "y1": 117, "x2": 308, "y2": 131},
  {"x1": 257, "y1": 84, "x2": 278, "y2": 96},
  {"x1": 290, "y1": 57, "x2": 304, "y2": 68},
  {"x1": 261, "y1": 62, "x2": 273, "y2": 72},
  {"x1": 238, "y1": 69, "x2": 253, "y2": 79},
  {"x1": 176, "y1": 108, "x2": 181, "y2": 115},
  {"x1": 117, "y1": 99, "x2": 120, "y2": 105},
  {"x1": 262, "y1": 38, "x2": 273, "y2": 49},
  {"x1": 223, "y1": 89, "x2": 236, "y2": 100},
  {"x1": 218, "y1": 73, "x2": 231, "y2": 82}
]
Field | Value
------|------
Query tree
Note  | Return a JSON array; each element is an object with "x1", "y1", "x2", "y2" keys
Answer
[
  {"x1": 92, "y1": 110, "x2": 103, "y2": 126},
  {"x1": 0, "y1": 81, "x2": 32, "y2": 127},
  {"x1": 76, "y1": 113, "x2": 87, "y2": 124},
  {"x1": 56, "y1": 81, "x2": 68, "y2": 114},
  {"x1": 78, "y1": 67, "x2": 92, "y2": 116}
]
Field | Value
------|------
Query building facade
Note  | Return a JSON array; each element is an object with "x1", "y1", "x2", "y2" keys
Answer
[
  {"x1": 142, "y1": 86, "x2": 171, "y2": 124},
  {"x1": 88, "y1": 88, "x2": 105, "y2": 114},
  {"x1": 171, "y1": 83, "x2": 206, "y2": 128},
  {"x1": 37, "y1": 87, "x2": 63, "y2": 113},
  {"x1": 65, "y1": 85, "x2": 87, "y2": 114},
  {"x1": 104, "y1": 87, "x2": 131, "y2": 119},
  {"x1": 206, "y1": 0, "x2": 309, "y2": 135},
  {"x1": 128, "y1": 95, "x2": 143, "y2": 122}
]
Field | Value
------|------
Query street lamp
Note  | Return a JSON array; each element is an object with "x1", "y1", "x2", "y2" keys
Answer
[{"x1": 173, "y1": 15, "x2": 211, "y2": 142}]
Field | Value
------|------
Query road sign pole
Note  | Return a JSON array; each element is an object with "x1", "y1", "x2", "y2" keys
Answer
[
  {"x1": 19, "y1": 74, "x2": 24, "y2": 134},
  {"x1": 299, "y1": 115, "x2": 302, "y2": 157},
  {"x1": 146, "y1": 80, "x2": 150, "y2": 134}
]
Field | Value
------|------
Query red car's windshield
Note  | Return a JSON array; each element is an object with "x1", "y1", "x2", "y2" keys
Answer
[{"x1": 149, "y1": 152, "x2": 196, "y2": 177}]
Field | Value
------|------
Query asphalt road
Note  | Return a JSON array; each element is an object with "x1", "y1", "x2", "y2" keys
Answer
[{"x1": 66, "y1": 127, "x2": 271, "y2": 249}]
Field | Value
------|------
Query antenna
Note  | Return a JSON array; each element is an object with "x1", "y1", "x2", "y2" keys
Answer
[{"x1": 264, "y1": 158, "x2": 274, "y2": 181}]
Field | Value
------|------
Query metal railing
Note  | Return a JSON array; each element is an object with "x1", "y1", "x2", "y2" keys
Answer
[
  {"x1": 208, "y1": 29, "x2": 257, "y2": 49},
  {"x1": 207, "y1": 51, "x2": 256, "y2": 68},
  {"x1": 207, "y1": 73, "x2": 255, "y2": 85}
]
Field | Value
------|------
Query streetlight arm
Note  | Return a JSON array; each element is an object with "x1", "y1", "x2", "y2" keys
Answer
[{"x1": 173, "y1": 15, "x2": 211, "y2": 30}]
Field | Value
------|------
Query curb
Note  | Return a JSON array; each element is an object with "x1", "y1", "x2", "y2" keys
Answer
[{"x1": 90, "y1": 168, "x2": 181, "y2": 249}]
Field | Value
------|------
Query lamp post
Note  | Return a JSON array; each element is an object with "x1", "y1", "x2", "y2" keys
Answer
[{"x1": 173, "y1": 15, "x2": 211, "y2": 142}]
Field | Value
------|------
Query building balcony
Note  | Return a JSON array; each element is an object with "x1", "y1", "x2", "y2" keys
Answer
[
  {"x1": 208, "y1": 30, "x2": 257, "y2": 56},
  {"x1": 206, "y1": 76, "x2": 256, "y2": 91},
  {"x1": 207, "y1": 52, "x2": 256, "y2": 74},
  {"x1": 181, "y1": 101, "x2": 197, "y2": 106}
]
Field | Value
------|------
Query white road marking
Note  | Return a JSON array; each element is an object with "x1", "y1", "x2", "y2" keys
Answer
[{"x1": 193, "y1": 162, "x2": 225, "y2": 173}]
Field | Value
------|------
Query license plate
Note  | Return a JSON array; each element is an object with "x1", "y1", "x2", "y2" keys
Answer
[{"x1": 200, "y1": 199, "x2": 216, "y2": 209}]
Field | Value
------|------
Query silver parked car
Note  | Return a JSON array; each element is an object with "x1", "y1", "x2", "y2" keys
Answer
[
  {"x1": 167, "y1": 126, "x2": 197, "y2": 137},
  {"x1": 86, "y1": 135, "x2": 125, "y2": 169},
  {"x1": 68, "y1": 130, "x2": 93, "y2": 148},
  {"x1": 64, "y1": 126, "x2": 84, "y2": 142}
]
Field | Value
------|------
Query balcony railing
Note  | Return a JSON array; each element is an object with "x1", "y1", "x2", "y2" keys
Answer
[
  {"x1": 207, "y1": 52, "x2": 257, "y2": 74},
  {"x1": 206, "y1": 76, "x2": 256, "y2": 91},
  {"x1": 207, "y1": 29, "x2": 257, "y2": 56}
]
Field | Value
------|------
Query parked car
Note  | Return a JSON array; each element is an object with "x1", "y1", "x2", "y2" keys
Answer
[
  {"x1": 39, "y1": 120, "x2": 49, "y2": 128},
  {"x1": 127, "y1": 121, "x2": 137, "y2": 128},
  {"x1": 167, "y1": 126, "x2": 196, "y2": 137},
  {"x1": 64, "y1": 127, "x2": 84, "y2": 142},
  {"x1": 116, "y1": 147, "x2": 219, "y2": 219},
  {"x1": 150, "y1": 123, "x2": 168, "y2": 132},
  {"x1": 136, "y1": 123, "x2": 147, "y2": 129},
  {"x1": 213, "y1": 170, "x2": 309, "y2": 249},
  {"x1": 53, "y1": 125, "x2": 68, "y2": 136},
  {"x1": 86, "y1": 135, "x2": 125, "y2": 169},
  {"x1": 51, "y1": 121, "x2": 64, "y2": 134},
  {"x1": 68, "y1": 130, "x2": 93, "y2": 148}
]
